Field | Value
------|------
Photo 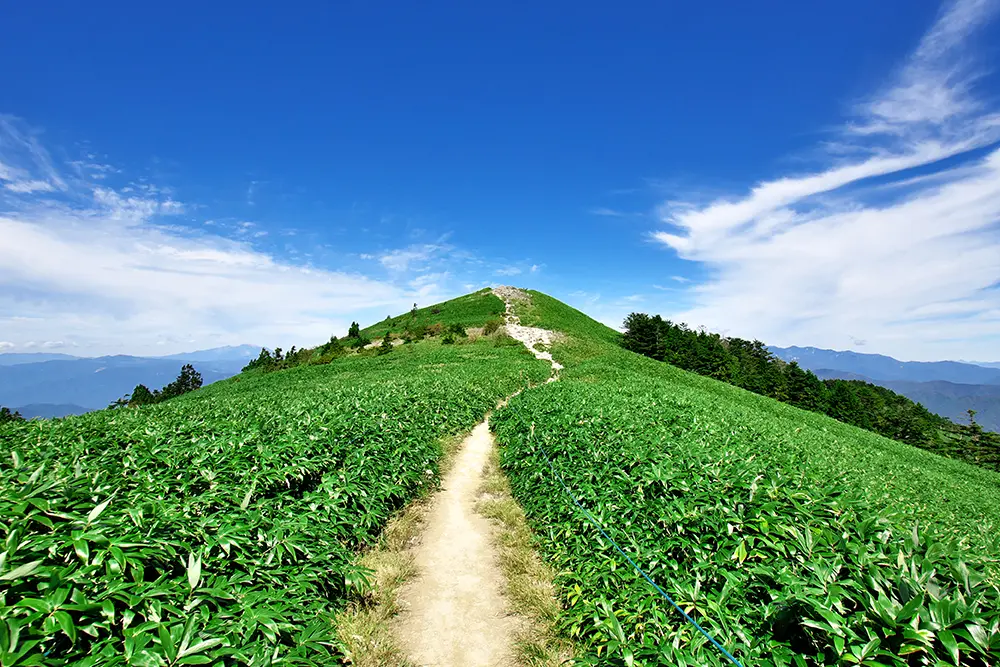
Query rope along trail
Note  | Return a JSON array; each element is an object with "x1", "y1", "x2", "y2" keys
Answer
[{"x1": 492, "y1": 286, "x2": 745, "y2": 667}]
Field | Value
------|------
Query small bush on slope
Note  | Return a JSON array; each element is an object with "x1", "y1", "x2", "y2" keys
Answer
[{"x1": 0, "y1": 339, "x2": 549, "y2": 665}]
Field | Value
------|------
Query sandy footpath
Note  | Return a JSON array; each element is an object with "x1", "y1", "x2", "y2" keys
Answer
[{"x1": 391, "y1": 287, "x2": 561, "y2": 666}]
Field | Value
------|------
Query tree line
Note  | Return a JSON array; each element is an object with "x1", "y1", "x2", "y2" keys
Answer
[
  {"x1": 0, "y1": 407, "x2": 24, "y2": 424},
  {"x1": 111, "y1": 364, "x2": 204, "y2": 408},
  {"x1": 241, "y1": 308, "x2": 486, "y2": 375},
  {"x1": 621, "y1": 313, "x2": 1000, "y2": 472}
]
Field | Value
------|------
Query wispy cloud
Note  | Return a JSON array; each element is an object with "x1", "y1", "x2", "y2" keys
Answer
[
  {"x1": 0, "y1": 116, "x2": 67, "y2": 195},
  {"x1": 3, "y1": 180, "x2": 56, "y2": 194},
  {"x1": 651, "y1": 0, "x2": 1000, "y2": 361},
  {"x1": 0, "y1": 121, "x2": 440, "y2": 356},
  {"x1": 378, "y1": 243, "x2": 450, "y2": 272},
  {"x1": 589, "y1": 207, "x2": 628, "y2": 217},
  {"x1": 495, "y1": 266, "x2": 522, "y2": 276}
]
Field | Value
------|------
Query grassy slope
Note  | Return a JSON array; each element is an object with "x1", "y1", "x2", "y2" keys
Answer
[
  {"x1": 360, "y1": 288, "x2": 505, "y2": 339},
  {"x1": 0, "y1": 337, "x2": 549, "y2": 665},
  {"x1": 495, "y1": 292, "x2": 1000, "y2": 664},
  {"x1": 511, "y1": 290, "x2": 1000, "y2": 553}
]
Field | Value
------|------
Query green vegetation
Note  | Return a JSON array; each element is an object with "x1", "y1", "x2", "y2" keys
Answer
[
  {"x1": 622, "y1": 312, "x2": 1000, "y2": 472},
  {"x1": 240, "y1": 292, "x2": 502, "y2": 376},
  {"x1": 494, "y1": 343, "x2": 1000, "y2": 665},
  {"x1": 377, "y1": 332, "x2": 393, "y2": 355},
  {"x1": 478, "y1": 448, "x2": 573, "y2": 666},
  {"x1": 359, "y1": 289, "x2": 505, "y2": 339},
  {"x1": 516, "y1": 290, "x2": 620, "y2": 345},
  {"x1": 5, "y1": 286, "x2": 998, "y2": 666},
  {"x1": 0, "y1": 407, "x2": 25, "y2": 424},
  {"x1": 0, "y1": 339, "x2": 548, "y2": 665},
  {"x1": 112, "y1": 364, "x2": 204, "y2": 408}
]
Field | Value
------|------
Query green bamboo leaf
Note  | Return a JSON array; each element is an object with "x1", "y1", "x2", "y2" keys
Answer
[
  {"x1": 0, "y1": 560, "x2": 42, "y2": 581},
  {"x1": 87, "y1": 498, "x2": 112, "y2": 524},
  {"x1": 178, "y1": 637, "x2": 224, "y2": 657},
  {"x1": 53, "y1": 610, "x2": 77, "y2": 644},
  {"x1": 186, "y1": 553, "x2": 201, "y2": 590},
  {"x1": 158, "y1": 624, "x2": 177, "y2": 662},
  {"x1": 939, "y1": 629, "x2": 960, "y2": 666},
  {"x1": 73, "y1": 538, "x2": 90, "y2": 563},
  {"x1": 240, "y1": 488, "x2": 253, "y2": 511}
]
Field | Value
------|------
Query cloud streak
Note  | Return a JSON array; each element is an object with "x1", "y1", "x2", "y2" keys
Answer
[
  {"x1": 652, "y1": 0, "x2": 1000, "y2": 361},
  {"x1": 0, "y1": 120, "x2": 440, "y2": 356}
]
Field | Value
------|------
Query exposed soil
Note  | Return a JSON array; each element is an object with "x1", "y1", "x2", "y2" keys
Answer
[
  {"x1": 392, "y1": 421, "x2": 522, "y2": 666},
  {"x1": 492, "y1": 286, "x2": 563, "y2": 375}
]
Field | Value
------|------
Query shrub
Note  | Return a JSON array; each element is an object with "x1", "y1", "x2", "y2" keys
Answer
[
  {"x1": 447, "y1": 322, "x2": 467, "y2": 337},
  {"x1": 406, "y1": 323, "x2": 427, "y2": 340},
  {"x1": 483, "y1": 318, "x2": 503, "y2": 335},
  {"x1": 442, "y1": 333, "x2": 456, "y2": 345},
  {"x1": 349, "y1": 335, "x2": 370, "y2": 349},
  {"x1": 492, "y1": 332, "x2": 522, "y2": 347},
  {"x1": 427, "y1": 323, "x2": 444, "y2": 337}
]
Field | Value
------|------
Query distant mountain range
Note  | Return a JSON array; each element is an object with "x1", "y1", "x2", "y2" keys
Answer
[
  {"x1": 770, "y1": 346, "x2": 1000, "y2": 432},
  {"x1": 0, "y1": 353, "x2": 80, "y2": 366},
  {"x1": 0, "y1": 345, "x2": 260, "y2": 419},
  {"x1": 769, "y1": 346, "x2": 1000, "y2": 385}
]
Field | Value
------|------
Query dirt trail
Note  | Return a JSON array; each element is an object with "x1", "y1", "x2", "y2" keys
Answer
[
  {"x1": 492, "y1": 286, "x2": 563, "y2": 376},
  {"x1": 392, "y1": 287, "x2": 561, "y2": 666},
  {"x1": 393, "y1": 421, "x2": 521, "y2": 666}
]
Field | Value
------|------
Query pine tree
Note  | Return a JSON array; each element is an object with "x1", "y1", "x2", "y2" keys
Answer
[
  {"x1": 129, "y1": 384, "x2": 156, "y2": 406},
  {"x1": 378, "y1": 332, "x2": 393, "y2": 355}
]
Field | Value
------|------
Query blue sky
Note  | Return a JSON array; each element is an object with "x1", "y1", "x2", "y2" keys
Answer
[{"x1": 1, "y1": 0, "x2": 1000, "y2": 360}]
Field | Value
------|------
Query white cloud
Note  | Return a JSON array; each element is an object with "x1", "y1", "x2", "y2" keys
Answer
[
  {"x1": 0, "y1": 123, "x2": 448, "y2": 356},
  {"x1": 652, "y1": 0, "x2": 1000, "y2": 361},
  {"x1": 0, "y1": 205, "x2": 431, "y2": 355},
  {"x1": 589, "y1": 207, "x2": 628, "y2": 217},
  {"x1": 530, "y1": 264, "x2": 541, "y2": 273},
  {"x1": 495, "y1": 266, "x2": 522, "y2": 276},
  {"x1": 409, "y1": 272, "x2": 451, "y2": 297},
  {"x1": 379, "y1": 243, "x2": 448, "y2": 272},
  {"x1": 4, "y1": 180, "x2": 56, "y2": 194}
]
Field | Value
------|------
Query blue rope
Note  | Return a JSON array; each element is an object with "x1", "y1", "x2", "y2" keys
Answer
[{"x1": 514, "y1": 410, "x2": 746, "y2": 667}]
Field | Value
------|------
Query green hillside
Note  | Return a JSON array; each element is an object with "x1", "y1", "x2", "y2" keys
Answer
[
  {"x1": 359, "y1": 288, "x2": 505, "y2": 339},
  {"x1": 494, "y1": 294, "x2": 1000, "y2": 666},
  {"x1": 1, "y1": 288, "x2": 998, "y2": 666},
  {"x1": 0, "y1": 337, "x2": 548, "y2": 665}
]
